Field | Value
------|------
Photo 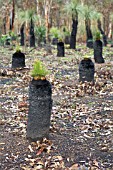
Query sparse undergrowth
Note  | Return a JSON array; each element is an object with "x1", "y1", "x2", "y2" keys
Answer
[{"x1": 0, "y1": 44, "x2": 113, "y2": 170}]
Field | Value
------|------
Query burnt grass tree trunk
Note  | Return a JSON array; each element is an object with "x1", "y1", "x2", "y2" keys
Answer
[
  {"x1": 52, "y1": 38, "x2": 58, "y2": 45},
  {"x1": 27, "y1": 79, "x2": 52, "y2": 142},
  {"x1": 12, "y1": 51, "x2": 25, "y2": 68},
  {"x1": 57, "y1": 42, "x2": 65, "y2": 57},
  {"x1": 79, "y1": 58, "x2": 95, "y2": 83},
  {"x1": 70, "y1": 13, "x2": 78, "y2": 49},
  {"x1": 20, "y1": 22, "x2": 25, "y2": 46},
  {"x1": 30, "y1": 18, "x2": 35, "y2": 47},
  {"x1": 97, "y1": 19, "x2": 107, "y2": 46},
  {"x1": 85, "y1": 19, "x2": 93, "y2": 48},
  {"x1": 94, "y1": 39, "x2": 105, "y2": 63},
  {"x1": 3, "y1": 17, "x2": 6, "y2": 34}
]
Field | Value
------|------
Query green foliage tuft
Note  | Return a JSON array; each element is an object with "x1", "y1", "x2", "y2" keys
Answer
[
  {"x1": 30, "y1": 59, "x2": 50, "y2": 78},
  {"x1": 16, "y1": 45, "x2": 21, "y2": 52},
  {"x1": 35, "y1": 26, "x2": 46, "y2": 44},
  {"x1": 50, "y1": 27, "x2": 60, "y2": 39},
  {"x1": 94, "y1": 31, "x2": 101, "y2": 40}
]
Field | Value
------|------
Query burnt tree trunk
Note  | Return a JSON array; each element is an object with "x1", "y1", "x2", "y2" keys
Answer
[
  {"x1": 85, "y1": 19, "x2": 93, "y2": 48},
  {"x1": 27, "y1": 79, "x2": 52, "y2": 141},
  {"x1": 30, "y1": 18, "x2": 35, "y2": 47},
  {"x1": 97, "y1": 19, "x2": 107, "y2": 46},
  {"x1": 70, "y1": 14, "x2": 78, "y2": 49},
  {"x1": 94, "y1": 40, "x2": 105, "y2": 63},
  {"x1": 20, "y1": 22, "x2": 25, "y2": 46},
  {"x1": 79, "y1": 58, "x2": 95, "y2": 83},
  {"x1": 12, "y1": 51, "x2": 25, "y2": 68},
  {"x1": 57, "y1": 42, "x2": 65, "y2": 57},
  {"x1": 3, "y1": 17, "x2": 6, "y2": 34}
]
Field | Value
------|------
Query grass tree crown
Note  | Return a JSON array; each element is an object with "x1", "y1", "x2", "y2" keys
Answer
[
  {"x1": 95, "y1": 31, "x2": 101, "y2": 40},
  {"x1": 30, "y1": 59, "x2": 50, "y2": 80},
  {"x1": 15, "y1": 45, "x2": 21, "y2": 52}
]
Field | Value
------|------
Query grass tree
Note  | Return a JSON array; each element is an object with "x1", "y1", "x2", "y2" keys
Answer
[
  {"x1": 64, "y1": 0, "x2": 80, "y2": 49},
  {"x1": 80, "y1": 5, "x2": 94, "y2": 48},
  {"x1": 27, "y1": 60, "x2": 52, "y2": 141},
  {"x1": 18, "y1": 9, "x2": 38, "y2": 47},
  {"x1": 97, "y1": 17, "x2": 107, "y2": 46},
  {"x1": 86, "y1": 9, "x2": 107, "y2": 46}
]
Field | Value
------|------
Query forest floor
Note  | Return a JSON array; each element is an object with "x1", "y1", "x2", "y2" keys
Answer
[{"x1": 0, "y1": 44, "x2": 113, "y2": 170}]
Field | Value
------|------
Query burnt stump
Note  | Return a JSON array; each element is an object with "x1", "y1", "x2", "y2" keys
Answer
[
  {"x1": 79, "y1": 58, "x2": 95, "y2": 83},
  {"x1": 12, "y1": 51, "x2": 25, "y2": 68},
  {"x1": 57, "y1": 42, "x2": 65, "y2": 57},
  {"x1": 94, "y1": 40, "x2": 105, "y2": 63},
  {"x1": 27, "y1": 79, "x2": 52, "y2": 141}
]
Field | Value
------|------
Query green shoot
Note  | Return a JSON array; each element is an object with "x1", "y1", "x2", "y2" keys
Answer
[{"x1": 30, "y1": 59, "x2": 50, "y2": 79}]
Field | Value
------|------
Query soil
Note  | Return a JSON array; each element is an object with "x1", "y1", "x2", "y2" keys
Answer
[{"x1": 0, "y1": 45, "x2": 113, "y2": 170}]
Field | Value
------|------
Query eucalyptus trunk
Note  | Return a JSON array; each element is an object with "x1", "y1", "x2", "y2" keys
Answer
[
  {"x1": 9, "y1": 0, "x2": 15, "y2": 31},
  {"x1": 70, "y1": 14, "x2": 78, "y2": 49},
  {"x1": 44, "y1": 0, "x2": 52, "y2": 43}
]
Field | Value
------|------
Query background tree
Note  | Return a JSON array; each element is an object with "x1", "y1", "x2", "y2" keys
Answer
[
  {"x1": 80, "y1": 5, "x2": 94, "y2": 48},
  {"x1": 64, "y1": 0, "x2": 80, "y2": 49}
]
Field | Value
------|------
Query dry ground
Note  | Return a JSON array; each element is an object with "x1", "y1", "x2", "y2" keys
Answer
[{"x1": 0, "y1": 45, "x2": 113, "y2": 169}]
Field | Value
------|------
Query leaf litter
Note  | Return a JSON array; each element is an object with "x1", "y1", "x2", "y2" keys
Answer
[{"x1": 0, "y1": 46, "x2": 113, "y2": 169}]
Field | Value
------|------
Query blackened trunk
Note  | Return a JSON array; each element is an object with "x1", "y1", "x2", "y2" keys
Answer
[
  {"x1": 94, "y1": 40, "x2": 105, "y2": 63},
  {"x1": 70, "y1": 14, "x2": 78, "y2": 49},
  {"x1": 3, "y1": 17, "x2": 6, "y2": 34},
  {"x1": 20, "y1": 22, "x2": 25, "y2": 46},
  {"x1": 97, "y1": 19, "x2": 107, "y2": 46},
  {"x1": 52, "y1": 38, "x2": 58, "y2": 45},
  {"x1": 12, "y1": 51, "x2": 25, "y2": 68},
  {"x1": 27, "y1": 79, "x2": 52, "y2": 141},
  {"x1": 79, "y1": 58, "x2": 95, "y2": 83},
  {"x1": 85, "y1": 19, "x2": 93, "y2": 48},
  {"x1": 30, "y1": 18, "x2": 35, "y2": 47},
  {"x1": 65, "y1": 36, "x2": 70, "y2": 44},
  {"x1": 57, "y1": 42, "x2": 65, "y2": 57}
]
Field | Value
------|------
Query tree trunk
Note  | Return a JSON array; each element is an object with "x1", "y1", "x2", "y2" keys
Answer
[
  {"x1": 79, "y1": 58, "x2": 95, "y2": 83},
  {"x1": 85, "y1": 18, "x2": 93, "y2": 48},
  {"x1": 20, "y1": 22, "x2": 25, "y2": 46},
  {"x1": 12, "y1": 51, "x2": 25, "y2": 68},
  {"x1": 94, "y1": 40, "x2": 105, "y2": 63},
  {"x1": 3, "y1": 17, "x2": 6, "y2": 34},
  {"x1": 27, "y1": 79, "x2": 52, "y2": 141},
  {"x1": 9, "y1": 0, "x2": 15, "y2": 31},
  {"x1": 57, "y1": 42, "x2": 65, "y2": 57},
  {"x1": 70, "y1": 14, "x2": 78, "y2": 49},
  {"x1": 97, "y1": 19, "x2": 107, "y2": 46},
  {"x1": 44, "y1": 1, "x2": 52, "y2": 43},
  {"x1": 30, "y1": 18, "x2": 35, "y2": 47}
]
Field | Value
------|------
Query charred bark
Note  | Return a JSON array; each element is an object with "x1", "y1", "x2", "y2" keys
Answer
[
  {"x1": 97, "y1": 19, "x2": 107, "y2": 46},
  {"x1": 27, "y1": 79, "x2": 52, "y2": 141},
  {"x1": 85, "y1": 19, "x2": 93, "y2": 48},
  {"x1": 20, "y1": 22, "x2": 25, "y2": 46},
  {"x1": 3, "y1": 17, "x2": 6, "y2": 34},
  {"x1": 30, "y1": 18, "x2": 35, "y2": 47},
  {"x1": 57, "y1": 42, "x2": 65, "y2": 57},
  {"x1": 79, "y1": 58, "x2": 95, "y2": 83},
  {"x1": 70, "y1": 14, "x2": 78, "y2": 49},
  {"x1": 94, "y1": 40, "x2": 105, "y2": 63}
]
